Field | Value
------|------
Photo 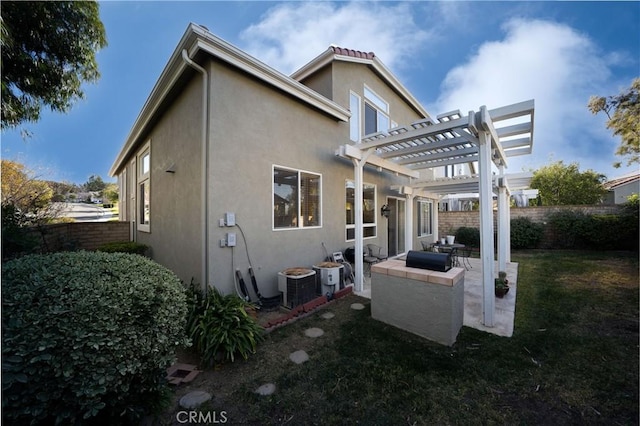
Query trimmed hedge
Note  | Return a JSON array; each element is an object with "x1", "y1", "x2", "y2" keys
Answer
[
  {"x1": 2, "y1": 251, "x2": 189, "y2": 425},
  {"x1": 510, "y1": 217, "x2": 544, "y2": 249},
  {"x1": 548, "y1": 209, "x2": 639, "y2": 250},
  {"x1": 96, "y1": 241, "x2": 148, "y2": 255}
]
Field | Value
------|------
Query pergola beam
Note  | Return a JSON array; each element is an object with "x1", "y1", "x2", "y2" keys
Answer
[
  {"x1": 408, "y1": 154, "x2": 480, "y2": 170},
  {"x1": 336, "y1": 144, "x2": 420, "y2": 178},
  {"x1": 396, "y1": 146, "x2": 478, "y2": 166},
  {"x1": 480, "y1": 106, "x2": 508, "y2": 168},
  {"x1": 359, "y1": 116, "x2": 470, "y2": 150},
  {"x1": 377, "y1": 135, "x2": 471, "y2": 159}
]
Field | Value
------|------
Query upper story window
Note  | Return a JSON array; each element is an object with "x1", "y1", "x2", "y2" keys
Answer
[
  {"x1": 273, "y1": 166, "x2": 321, "y2": 230},
  {"x1": 137, "y1": 142, "x2": 151, "y2": 232},
  {"x1": 345, "y1": 180, "x2": 377, "y2": 241},
  {"x1": 364, "y1": 86, "x2": 390, "y2": 136}
]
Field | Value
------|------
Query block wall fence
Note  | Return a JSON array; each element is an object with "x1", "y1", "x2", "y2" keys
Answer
[
  {"x1": 438, "y1": 205, "x2": 623, "y2": 248},
  {"x1": 29, "y1": 222, "x2": 130, "y2": 253}
]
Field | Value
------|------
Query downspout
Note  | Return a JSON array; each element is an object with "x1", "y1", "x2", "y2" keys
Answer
[{"x1": 182, "y1": 49, "x2": 210, "y2": 290}]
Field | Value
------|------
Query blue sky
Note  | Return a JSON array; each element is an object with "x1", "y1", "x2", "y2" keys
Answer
[{"x1": 2, "y1": 1, "x2": 638, "y2": 184}]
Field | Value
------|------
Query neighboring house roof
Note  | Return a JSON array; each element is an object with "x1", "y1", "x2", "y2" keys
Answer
[
  {"x1": 291, "y1": 45, "x2": 432, "y2": 120},
  {"x1": 603, "y1": 171, "x2": 640, "y2": 190},
  {"x1": 109, "y1": 23, "x2": 351, "y2": 177}
]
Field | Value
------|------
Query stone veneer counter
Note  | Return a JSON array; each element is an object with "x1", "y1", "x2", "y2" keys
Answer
[{"x1": 371, "y1": 259, "x2": 465, "y2": 346}]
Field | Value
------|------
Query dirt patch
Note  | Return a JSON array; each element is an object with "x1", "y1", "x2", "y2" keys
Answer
[{"x1": 158, "y1": 294, "x2": 369, "y2": 425}]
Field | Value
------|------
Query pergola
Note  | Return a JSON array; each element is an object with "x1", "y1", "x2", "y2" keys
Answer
[{"x1": 336, "y1": 99, "x2": 535, "y2": 327}]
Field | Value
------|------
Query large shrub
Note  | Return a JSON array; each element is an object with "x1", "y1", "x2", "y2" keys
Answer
[
  {"x1": 455, "y1": 227, "x2": 480, "y2": 248},
  {"x1": 547, "y1": 207, "x2": 639, "y2": 250},
  {"x1": 2, "y1": 251, "x2": 189, "y2": 425},
  {"x1": 510, "y1": 217, "x2": 544, "y2": 249},
  {"x1": 186, "y1": 283, "x2": 263, "y2": 366}
]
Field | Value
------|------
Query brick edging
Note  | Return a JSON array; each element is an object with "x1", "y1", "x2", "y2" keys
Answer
[{"x1": 263, "y1": 285, "x2": 354, "y2": 332}]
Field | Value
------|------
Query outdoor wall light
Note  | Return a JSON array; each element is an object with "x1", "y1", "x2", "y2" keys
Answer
[{"x1": 381, "y1": 204, "x2": 391, "y2": 218}]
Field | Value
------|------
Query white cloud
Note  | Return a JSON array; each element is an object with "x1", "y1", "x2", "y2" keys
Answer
[
  {"x1": 431, "y1": 18, "x2": 625, "y2": 176},
  {"x1": 239, "y1": 2, "x2": 432, "y2": 75}
]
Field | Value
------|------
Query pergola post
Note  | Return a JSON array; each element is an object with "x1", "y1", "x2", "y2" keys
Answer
[
  {"x1": 497, "y1": 167, "x2": 509, "y2": 273},
  {"x1": 405, "y1": 193, "x2": 415, "y2": 251},
  {"x1": 477, "y1": 121, "x2": 495, "y2": 327},
  {"x1": 352, "y1": 158, "x2": 365, "y2": 293}
]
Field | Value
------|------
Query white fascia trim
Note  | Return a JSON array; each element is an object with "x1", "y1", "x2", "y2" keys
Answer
[
  {"x1": 371, "y1": 57, "x2": 430, "y2": 119},
  {"x1": 193, "y1": 37, "x2": 350, "y2": 122},
  {"x1": 291, "y1": 50, "x2": 432, "y2": 120},
  {"x1": 110, "y1": 23, "x2": 350, "y2": 176}
]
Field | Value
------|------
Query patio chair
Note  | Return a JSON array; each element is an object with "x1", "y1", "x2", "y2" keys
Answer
[
  {"x1": 367, "y1": 244, "x2": 388, "y2": 262},
  {"x1": 363, "y1": 244, "x2": 386, "y2": 276},
  {"x1": 457, "y1": 246, "x2": 473, "y2": 270}
]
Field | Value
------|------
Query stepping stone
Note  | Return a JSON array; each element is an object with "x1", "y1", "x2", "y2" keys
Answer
[
  {"x1": 304, "y1": 327, "x2": 324, "y2": 338},
  {"x1": 321, "y1": 312, "x2": 335, "y2": 320},
  {"x1": 179, "y1": 390, "x2": 212, "y2": 409},
  {"x1": 289, "y1": 350, "x2": 309, "y2": 364},
  {"x1": 350, "y1": 303, "x2": 365, "y2": 310},
  {"x1": 255, "y1": 383, "x2": 276, "y2": 396}
]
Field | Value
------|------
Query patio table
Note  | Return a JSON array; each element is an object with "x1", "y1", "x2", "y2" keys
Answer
[{"x1": 432, "y1": 243, "x2": 466, "y2": 267}]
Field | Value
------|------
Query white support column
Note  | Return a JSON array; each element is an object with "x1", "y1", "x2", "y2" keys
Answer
[
  {"x1": 353, "y1": 159, "x2": 364, "y2": 293},
  {"x1": 506, "y1": 199, "x2": 511, "y2": 263},
  {"x1": 433, "y1": 197, "x2": 440, "y2": 244},
  {"x1": 477, "y1": 124, "x2": 495, "y2": 327},
  {"x1": 497, "y1": 168, "x2": 508, "y2": 273},
  {"x1": 405, "y1": 193, "x2": 415, "y2": 252}
]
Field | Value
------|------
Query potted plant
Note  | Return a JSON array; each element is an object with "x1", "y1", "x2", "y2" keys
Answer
[{"x1": 495, "y1": 271, "x2": 509, "y2": 298}]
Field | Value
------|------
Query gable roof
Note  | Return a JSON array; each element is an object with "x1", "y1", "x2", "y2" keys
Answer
[
  {"x1": 603, "y1": 171, "x2": 640, "y2": 190},
  {"x1": 291, "y1": 45, "x2": 431, "y2": 119},
  {"x1": 110, "y1": 23, "x2": 350, "y2": 176}
]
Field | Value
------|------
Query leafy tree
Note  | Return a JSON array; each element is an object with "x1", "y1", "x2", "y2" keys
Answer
[
  {"x1": 1, "y1": 160, "x2": 61, "y2": 259},
  {"x1": 84, "y1": 174, "x2": 106, "y2": 192},
  {"x1": 102, "y1": 183, "x2": 119, "y2": 204},
  {"x1": 530, "y1": 161, "x2": 607, "y2": 205},
  {"x1": 588, "y1": 78, "x2": 640, "y2": 167},
  {"x1": 1, "y1": 160, "x2": 53, "y2": 214},
  {"x1": 1, "y1": 1, "x2": 107, "y2": 129}
]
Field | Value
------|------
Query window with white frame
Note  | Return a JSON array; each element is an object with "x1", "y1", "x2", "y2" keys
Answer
[
  {"x1": 137, "y1": 142, "x2": 151, "y2": 232},
  {"x1": 364, "y1": 86, "x2": 390, "y2": 136},
  {"x1": 273, "y1": 166, "x2": 321, "y2": 229},
  {"x1": 417, "y1": 200, "x2": 433, "y2": 236},
  {"x1": 345, "y1": 180, "x2": 376, "y2": 241},
  {"x1": 349, "y1": 91, "x2": 361, "y2": 142}
]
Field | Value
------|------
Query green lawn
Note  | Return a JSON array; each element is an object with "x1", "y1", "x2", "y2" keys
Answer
[{"x1": 178, "y1": 251, "x2": 638, "y2": 425}]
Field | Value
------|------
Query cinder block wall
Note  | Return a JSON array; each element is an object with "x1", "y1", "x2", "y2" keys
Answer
[
  {"x1": 30, "y1": 222, "x2": 130, "y2": 252},
  {"x1": 439, "y1": 205, "x2": 623, "y2": 248}
]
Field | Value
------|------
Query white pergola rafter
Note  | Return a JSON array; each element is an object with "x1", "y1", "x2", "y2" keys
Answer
[{"x1": 336, "y1": 99, "x2": 535, "y2": 328}]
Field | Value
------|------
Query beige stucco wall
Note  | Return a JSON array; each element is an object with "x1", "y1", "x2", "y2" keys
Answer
[
  {"x1": 117, "y1": 55, "x2": 438, "y2": 297},
  {"x1": 205, "y1": 58, "x2": 418, "y2": 296},
  {"x1": 122, "y1": 75, "x2": 204, "y2": 285}
]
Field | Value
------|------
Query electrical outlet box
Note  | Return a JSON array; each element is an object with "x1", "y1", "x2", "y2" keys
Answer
[
  {"x1": 227, "y1": 232, "x2": 236, "y2": 247},
  {"x1": 219, "y1": 239, "x2": 226, "y2": 247},
  {"x1": 218, "y1": 218, "x2": 225, "y2": 227},
  {"x1": 225, "y1": 212, "x2": 236, "y2": 226}
]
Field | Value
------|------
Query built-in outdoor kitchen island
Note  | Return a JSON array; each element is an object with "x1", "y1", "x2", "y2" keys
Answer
[{"x1": 370, "y1": 253, "x2": 465, "y2": 346}]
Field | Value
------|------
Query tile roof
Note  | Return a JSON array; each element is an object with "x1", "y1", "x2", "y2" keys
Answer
[
  {"x1": 603, "y1": 172, "x2": 640, "y2": 190},
  {"x1": 330, "y1": 46, "x2": 375, "y2": 60}
]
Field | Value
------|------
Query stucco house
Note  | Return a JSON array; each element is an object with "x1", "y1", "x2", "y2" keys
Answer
[
  {"x1": 603, "y1": 171, "x2": 639, "y2": 204},
  {"x1": 110, "y1": 24, "x2": 534, "y2": 327}
]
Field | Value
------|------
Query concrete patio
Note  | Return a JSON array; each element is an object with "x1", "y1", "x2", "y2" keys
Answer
[{"x1": 355, "y1": 257, "x2": 518, "y2": 337}]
